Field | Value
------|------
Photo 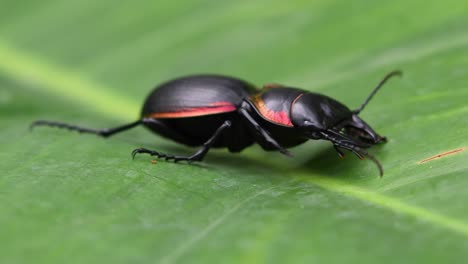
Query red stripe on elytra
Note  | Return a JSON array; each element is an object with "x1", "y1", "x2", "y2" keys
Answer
[{"x1": 148, "y1": 102, "x2": 236, "y2": 118}]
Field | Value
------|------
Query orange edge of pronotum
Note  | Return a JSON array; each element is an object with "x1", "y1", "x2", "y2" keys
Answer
[
  {"x1": 418, "y1": 147, "x2": 465, "y2": 164},
  {"x1": 251, "y1": 95, "x2": 294, "y2": 127}
]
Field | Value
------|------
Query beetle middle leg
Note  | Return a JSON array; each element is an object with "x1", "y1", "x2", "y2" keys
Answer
[{"x1": 132, "y1": 120, "x2": 232, "y2": 162}]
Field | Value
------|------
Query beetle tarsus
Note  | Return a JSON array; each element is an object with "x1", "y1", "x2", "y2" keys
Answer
[
  {"x1": 333, "y1": 145, "x2": 345, "y2": 158},
  {"x1": 131, "y1": 147, "x2": 204, "y2": 162},
  {"x1": 132, "y1": 148, "x2": 191, "y2": 162},
  {"x1": 132, "y1": 120, "x2": 232, "y2": 163}
]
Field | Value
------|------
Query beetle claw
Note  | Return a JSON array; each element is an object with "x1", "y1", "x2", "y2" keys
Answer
[
  {"x1": 132, "y1": 148, "x2": 145, "y2": 159},
  {"x1": 284, "y1": 150, "x2": 293, "y2": 157},
  {"x1": 333, "y1": 145, "x2": 345, "y2": 159}
]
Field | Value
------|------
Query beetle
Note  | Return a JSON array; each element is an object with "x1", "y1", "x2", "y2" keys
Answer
[{"x1": 31, "y1": 70, "x2": 401, "y2": 176}]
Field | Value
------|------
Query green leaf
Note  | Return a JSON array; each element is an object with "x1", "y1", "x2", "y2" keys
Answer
[{"x1": 1, "y1": 1, "x2": 467, "y2": 263}]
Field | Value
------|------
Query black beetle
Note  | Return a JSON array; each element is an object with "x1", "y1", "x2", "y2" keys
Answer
[{"x1": 32, "y1": 71, "x2": 401, "y2": 176}]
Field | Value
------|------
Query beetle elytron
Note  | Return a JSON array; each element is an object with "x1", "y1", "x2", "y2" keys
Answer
[{"x1": 32, "y1": 71, "x2": 402, "y2": 176}]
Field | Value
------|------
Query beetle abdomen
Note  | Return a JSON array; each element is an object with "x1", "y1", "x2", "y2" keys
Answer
[{"x1": 142, "y1": 75, "x2": 257, "y2": 118}]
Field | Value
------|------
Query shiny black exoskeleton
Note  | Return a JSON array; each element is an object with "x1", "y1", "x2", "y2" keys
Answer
[{"x1": 32, "y1": 71, "x2": 401, "y2": 176}]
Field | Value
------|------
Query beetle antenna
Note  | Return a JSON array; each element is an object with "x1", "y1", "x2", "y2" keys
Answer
[{"x1": 353, "y1": 70, "x2": 402, "y2": 115}]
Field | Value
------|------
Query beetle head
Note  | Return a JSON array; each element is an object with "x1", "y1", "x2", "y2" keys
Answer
[
  {"x1": 291, "y1": 71, "x2": 401, "y2": 176},
  {"x1": 290, "y1": 93, "x2": 381, "y2": 143},
  {"x1": 292, "y1": 70, "x2": 401, "y2": 144},
  {"x1": 288, "y1": 89, "x2": 382, "y2": 176}
]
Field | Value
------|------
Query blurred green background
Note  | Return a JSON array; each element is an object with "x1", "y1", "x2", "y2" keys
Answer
[{"x1": 1, "y1": 1, "x2": 467, "y2": 263}]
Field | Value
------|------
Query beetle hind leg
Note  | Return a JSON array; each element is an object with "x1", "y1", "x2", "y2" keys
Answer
[
  {"x1": 131, "y1": 148, "x2": 197, "y2": 162},
  {"x1": 132, "y1": 120, "x2": 232, "y2": 163},
  {"x1": 31, "y1": 119, "x2": 142, "y2": 138}
]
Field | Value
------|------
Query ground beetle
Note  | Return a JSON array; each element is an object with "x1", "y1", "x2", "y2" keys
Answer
[{"x1": 32, "y1": 71, "x2": 401, "y2": 176}]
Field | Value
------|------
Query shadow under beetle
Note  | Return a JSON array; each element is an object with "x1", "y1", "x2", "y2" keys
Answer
[{"x1": 32, "y1": 71, "x2": 402, "y2": 176}]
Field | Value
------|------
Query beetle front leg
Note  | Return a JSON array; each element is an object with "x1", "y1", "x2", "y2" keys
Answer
[
  {"x1": 320, "y1": 130, "x2": 383, "y2": 176},
  {"x1": 333, "y1": 145, "x2": 345, "y2": 158},
  {"x1": 132, "y1": 120, "x2": 232, "y2": 162},
  {"x1": 238, "y1": 108, "x2": 292, "y2": 157}
]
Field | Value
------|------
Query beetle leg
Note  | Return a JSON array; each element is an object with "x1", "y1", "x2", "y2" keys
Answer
[
  {"x1": 320, "y1": 130, "x2": 384, "y2": 176},
  {"x1": 238, "y1": 108, "x2": 292, "y2": 157},
  {"x1": 333, "y1": 145, "x2": 345, "y2": 158},
  {"x1": 132, "y1": 120, "x2": 232, "y2": 162},
  {"x1": 30, "y1": 118, "x2": 190, "y2": 140},
  {"x1": 31, "y1": 119, "x2": 142, "y2": 137}
]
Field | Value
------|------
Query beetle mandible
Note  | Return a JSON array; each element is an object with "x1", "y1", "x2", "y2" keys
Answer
[{"x1": 31, "y1": 71, "x2": 402, "y2": 176}]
